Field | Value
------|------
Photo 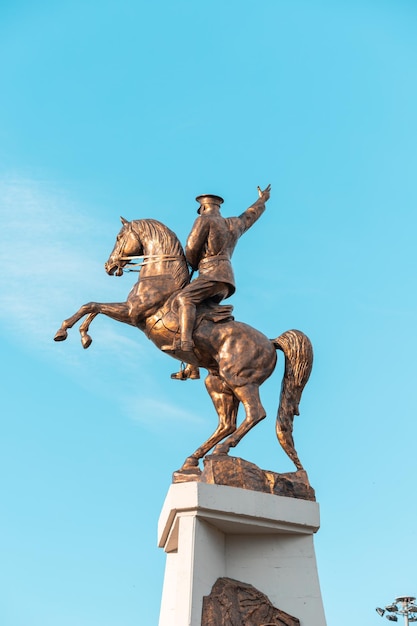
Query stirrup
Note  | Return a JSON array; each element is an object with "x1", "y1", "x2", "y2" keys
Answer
[{"x1": 171, "y1": 363, "x2": 200, "y2": 381}]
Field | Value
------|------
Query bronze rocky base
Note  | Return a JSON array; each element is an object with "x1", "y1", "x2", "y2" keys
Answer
[{"x1": 173, "y1": 454, "x2": 315, "y2": 501}]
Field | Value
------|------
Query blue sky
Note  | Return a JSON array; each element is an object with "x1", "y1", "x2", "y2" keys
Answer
[{"x1": 1, "y1": 1, "x2": 417, "y2": 624}]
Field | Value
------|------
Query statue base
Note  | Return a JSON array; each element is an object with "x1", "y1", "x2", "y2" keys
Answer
[
  {"x1": 158, "y1": 478, "x2": 327, "y2": 626},
  {"x1": 173, "y1": 454, "x2": 316, "y2": 501}
]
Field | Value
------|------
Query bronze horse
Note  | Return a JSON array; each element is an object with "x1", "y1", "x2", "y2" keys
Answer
[{"x1": 54, "y1": 218, "x2": 313, "y2": 471}]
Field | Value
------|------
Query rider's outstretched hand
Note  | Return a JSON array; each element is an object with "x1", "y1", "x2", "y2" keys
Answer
[{"x1": 257, "y1": 184, "x2": 271, "y2": 202}]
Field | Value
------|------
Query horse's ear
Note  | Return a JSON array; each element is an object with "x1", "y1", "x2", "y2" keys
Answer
[{"x1": 120, "y1": 216, "x2": 128, "y2": 225}]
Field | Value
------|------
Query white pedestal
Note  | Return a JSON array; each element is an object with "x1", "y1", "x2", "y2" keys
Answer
[{"x1": 158, "y1": 481, "x2": 326, "y2": 626}]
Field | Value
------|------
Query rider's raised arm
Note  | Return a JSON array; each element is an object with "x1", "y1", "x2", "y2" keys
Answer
[
  {"x1": 185, "y1": 216, "x2": 210, "y2": 270},
  {"x1": 236, "y1": 185, "x2": 271, "y2": 235}
]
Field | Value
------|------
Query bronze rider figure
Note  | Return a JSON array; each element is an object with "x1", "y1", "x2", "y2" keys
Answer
[{"x1": 170, "y1": 184, "x2": 271, "y2": 380}]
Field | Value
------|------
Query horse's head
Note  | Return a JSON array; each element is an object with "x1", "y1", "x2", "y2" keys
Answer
[{"x1": 104, "y1": 217, "x2": 143, "y2": 276}]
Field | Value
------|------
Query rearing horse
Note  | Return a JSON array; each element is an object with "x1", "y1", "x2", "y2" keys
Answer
[{"x1": 54, "y1": 218, "x2": 313, "y2": 472}]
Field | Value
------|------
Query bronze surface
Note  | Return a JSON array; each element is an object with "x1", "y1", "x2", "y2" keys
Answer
[
  {"x1": 201, "y1": 577, "x2": 300, "y2": 626},
  {"x1": 54, "y1": 187, "x2": 313, "y2": 474}
]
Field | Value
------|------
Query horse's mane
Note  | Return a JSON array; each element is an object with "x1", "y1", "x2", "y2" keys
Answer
[{"x1": 132, "y1": 219, "x2": 189, "y2": 288}]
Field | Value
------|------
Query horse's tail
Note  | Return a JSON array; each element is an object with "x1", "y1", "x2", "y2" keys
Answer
[{"x1": 272, "y1": 329, "x2": 313, "y2": 470}]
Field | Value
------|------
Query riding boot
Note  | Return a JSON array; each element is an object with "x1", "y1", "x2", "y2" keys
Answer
[{"x1": 179, "y1": 303, "x2": 197, "y2": 352}]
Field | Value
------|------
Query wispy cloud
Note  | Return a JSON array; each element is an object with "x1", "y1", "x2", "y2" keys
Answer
[
  {"x1": 122, "y1": 395, "x2": 206, "y2": 428},
  {"x1": 0, "y1": 174, "x2": 172, "y2": 420},
  {"x1": 0, "y1": 176, "x2": 108, "y2": 336}
]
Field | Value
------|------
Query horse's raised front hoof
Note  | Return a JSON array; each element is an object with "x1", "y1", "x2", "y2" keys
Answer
[
  {"x1": 54, "y1": 329, "x2": 68, "y2": 342},
  {"x1": 81, "y1": 335, "x2": 92, "y2": 349}
]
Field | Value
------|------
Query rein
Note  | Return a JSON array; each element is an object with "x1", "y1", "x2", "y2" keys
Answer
[{"x1": 119, "y1": 254, "x2": 184, "y2": 273}]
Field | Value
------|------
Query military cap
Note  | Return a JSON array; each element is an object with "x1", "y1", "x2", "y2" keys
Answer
[{"x1": 195, "y1": 194, "x2": 224, "y2": 214}]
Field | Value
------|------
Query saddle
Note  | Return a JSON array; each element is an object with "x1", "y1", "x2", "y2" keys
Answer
[{"x1": 145, "y1": 297, "x2": 234, "y2": 340}]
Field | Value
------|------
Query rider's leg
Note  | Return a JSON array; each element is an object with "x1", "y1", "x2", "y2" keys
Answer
[
  {"x1": 170, "y1": 279, "x2": 229, "y2": 379},
  {"x1": 170, "y1": 295, "x2": 198, "y2": 378},
  {"x1": 179, "y1": 303, "x2": 197, "y2": 350},
  {"x1": 175, "y1": 279, "x2": 229, "y2": 351}
]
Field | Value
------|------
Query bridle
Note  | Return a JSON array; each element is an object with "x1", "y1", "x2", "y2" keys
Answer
[
  {"x1": 114, "y1": 222, "x2": 184, "y2": 273},
  {"x1": 119, "y1": 254, "x2": 185, "y2": 272}
]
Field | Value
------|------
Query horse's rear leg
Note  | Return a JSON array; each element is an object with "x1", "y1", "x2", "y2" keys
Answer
[
  {"x1": 212, "y1": 383, "x2": 266, "y2": 455},
  {"x1": 181, "y1": 374, "x2": 239, "y2": 470}
]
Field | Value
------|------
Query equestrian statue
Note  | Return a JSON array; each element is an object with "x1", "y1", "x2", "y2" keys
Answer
[{"x1": 54, "y1": 185, "x2": 313, "y2": 473}]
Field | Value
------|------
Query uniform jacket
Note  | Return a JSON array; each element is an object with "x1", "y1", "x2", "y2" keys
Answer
[{"x1": 185, "y1": 197, "x2": 266, "y2": 297}]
